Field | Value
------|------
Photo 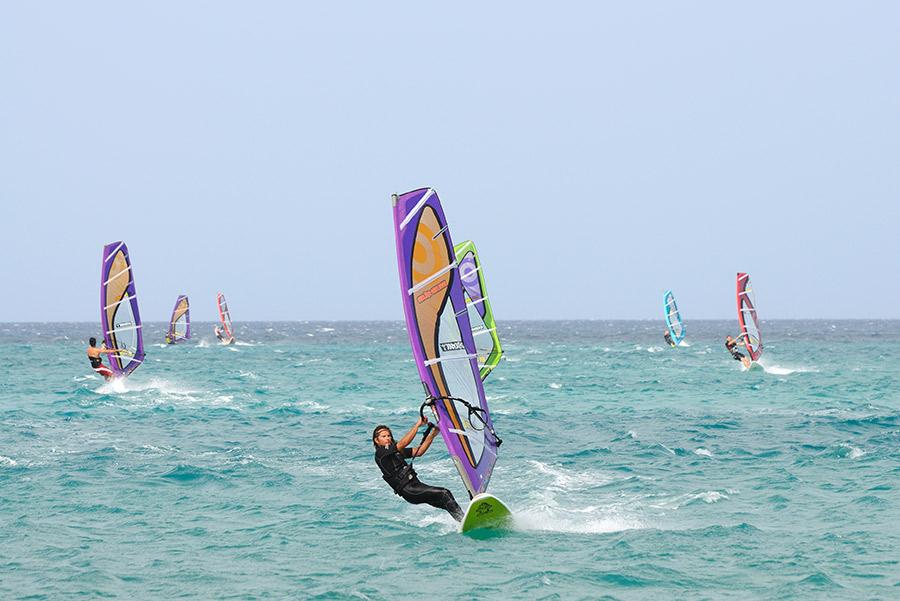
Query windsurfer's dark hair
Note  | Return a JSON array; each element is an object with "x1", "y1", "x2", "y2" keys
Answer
[
  {"x1": 372, "y1": 425, "x2": 391, "y2": 446},
  {"x1": 89, "y1": 337, "x2": 97, "y2": 346}
]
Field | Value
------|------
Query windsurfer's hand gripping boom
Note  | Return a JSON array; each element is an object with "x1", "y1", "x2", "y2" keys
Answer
[{"x1": 395, "y1": 415, "x2": 437, "y2": 458}]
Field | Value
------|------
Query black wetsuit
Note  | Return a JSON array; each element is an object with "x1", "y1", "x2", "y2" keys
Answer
[
  {"x1": 375, "y1": 443, "x2": 463, "y2": 521},
  {"x1": 664, "y1": 332, "x2": 674, "y2": 347},
  {"x1": 89, "y1": 355, "x2": 103, "y2": 368},
  {"x1": 725, "y1": 340, "x2": 745, "y2": 361}
]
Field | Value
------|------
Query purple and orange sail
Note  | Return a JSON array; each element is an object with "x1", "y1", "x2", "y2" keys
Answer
[
  {"x1": 166, "y1": 295, "x2": 191, "y2": 344},
  {"x1": 100, "y1": 241, "x2": 145, "y2": 378},
  {"x1": 392, "y1": 188, "x2": 500, "y2": 498}
]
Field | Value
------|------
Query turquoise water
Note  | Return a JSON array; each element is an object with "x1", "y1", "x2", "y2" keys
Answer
[{"x1": 1, "y1": 320, "x2": 898, "y2": 600}]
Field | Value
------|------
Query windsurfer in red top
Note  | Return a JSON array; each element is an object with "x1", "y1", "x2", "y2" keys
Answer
[{"x1": 87, "y1": 337, "x2": 119, "y2": 380}]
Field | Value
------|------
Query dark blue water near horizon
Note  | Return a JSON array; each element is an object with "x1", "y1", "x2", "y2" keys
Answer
[{"x1": 1, "y1": 320, "x2": 898, "y2": 599}]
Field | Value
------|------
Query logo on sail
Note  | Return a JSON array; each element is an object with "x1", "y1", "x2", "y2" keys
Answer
[
  {"x1": 416, "y1": 279, "x2": 448, "y2": 304},
  {"x1": 440, "y1": 340, "x2": 465, "y2": 352}
]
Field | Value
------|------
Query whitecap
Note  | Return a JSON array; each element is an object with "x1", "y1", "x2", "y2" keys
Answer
[
  {"x1": 527, "y1": 460, "x2": 614, "y2": 490},
  {"x1": 297, "y1": 400, "x2": 330, "y2": 412},
  {"x1": 757, "y1": 359, "x2": 818, "y2": 375},
  {"x1": 512, "y1": 500, "x2": 644, "y2": 534},
  {"x1": 696, "y1": 491, "x2": 727, "y2": 503},
  {"x1": 840, "y1": 443, "x2": 865, "y2": 460},
  {"x1": 650, "y1": 489, "x2": 732, "y2": 510}
]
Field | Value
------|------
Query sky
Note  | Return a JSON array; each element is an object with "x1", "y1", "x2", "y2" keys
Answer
[{"x1": 2, "y1": 2, "x2": 898, "y2": 321}]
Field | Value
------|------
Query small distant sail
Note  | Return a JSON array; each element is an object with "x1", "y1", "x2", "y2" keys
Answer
[
  {"x1": 216, "y1": 293, "x2": 234, "y2": 340},
  {"x1": 393, "y1": 188, "x2": 500, "y2": 498},
  {"x1": 663, "y1": 290, "x2": 686, "y2": 346},
  {"x1": 166, "y1": 295, "x2": 191, "y2": 344},
  {"x1": 454, "y1": 240, "x2": 503, "y2": 380},
  {"x1": 100, "y1": 241, "x2": 145, "y2": 377},
  {"x1": 736, "y1": 272, "x2": 763, "y2": 361}
]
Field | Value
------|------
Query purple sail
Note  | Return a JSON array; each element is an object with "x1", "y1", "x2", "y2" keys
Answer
[
  {"x1": 458, "y1": 253, "x2": 485, "y2": 315},
  {"x1": 392, "y1": 188, "x2": 499, "y2": 497},
  {"x1": 166, "y1": 295, "x2": 191, "y2": 343},
  {"x1": 100, "y1": 241, "x2": 145, "y2": 377}
]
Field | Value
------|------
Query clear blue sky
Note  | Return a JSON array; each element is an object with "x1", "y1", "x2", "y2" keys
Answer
[{"x1": 2, "y1": 2, "x2": 898, "y2": 321}]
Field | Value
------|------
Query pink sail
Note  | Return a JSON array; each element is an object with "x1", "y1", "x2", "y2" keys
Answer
[{"x1": 736, "y1": 272, "x2": 763, "y2": 361}]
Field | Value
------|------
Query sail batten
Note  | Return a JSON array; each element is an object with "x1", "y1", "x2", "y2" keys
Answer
[
  {"x1": 408, "y1": 262, "x2": 457, "y2": 294},
  {"x1": 100, "y1": 241, "x2": 145, "y2": 378},
  {"x1": 103, "y1": 295, "x2": 136, "y2": 311},
  {"x1": 423, "y1": 354, "x2": 479, "y2": 366},
  {"x1": 103, "y1": 265, "x2": 132, "y2": 286}
]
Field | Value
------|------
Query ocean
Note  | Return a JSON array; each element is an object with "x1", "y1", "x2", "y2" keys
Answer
[{"x1": 1, "y1": 320, "x2": 897, "y2": 600}]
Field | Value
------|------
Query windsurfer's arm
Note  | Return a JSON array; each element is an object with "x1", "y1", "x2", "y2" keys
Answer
[
  {"x1": 412, "y1": 426, "x2": 439, "y2": 457},
  {"x1": 396, "y1": 415, "x2": 427, "y2": 451}
]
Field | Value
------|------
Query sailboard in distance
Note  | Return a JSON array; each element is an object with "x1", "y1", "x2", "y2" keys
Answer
[
  {"x1": 166, "y1": 295, "x2": 191, "y2": 344},
  {"x1": 663, "y1": 289, "x2": 686, "y2": 347},
  {"x1": 736, "y1": 272, "x2": 763, "y2": 364}
]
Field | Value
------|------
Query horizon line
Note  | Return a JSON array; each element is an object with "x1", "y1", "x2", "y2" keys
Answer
[{"x1": 2, "y1": 318, "x2": 899, "y2": 324}]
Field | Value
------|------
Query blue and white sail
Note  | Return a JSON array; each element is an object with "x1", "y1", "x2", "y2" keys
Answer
[{"x1": 663, "y1": 290, "x2": 685, "y2": 346}]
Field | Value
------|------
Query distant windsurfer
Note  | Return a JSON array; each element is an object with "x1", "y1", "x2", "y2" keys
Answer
[
  {"x1": 725, "y1": 335, "x2": 752, "y2": 369},
  {"x1": 373, "y1": 417, "x2": 464, "y2": 522},
  {"x1": 87, "y1": 337, "x2": 118, "y2": 380},
  {"x1": 214, "y1": 325, "x2": 233, "y2": 345},
  {"x1": 664, "y1": 330, "x2": 675, "y2": 347}
]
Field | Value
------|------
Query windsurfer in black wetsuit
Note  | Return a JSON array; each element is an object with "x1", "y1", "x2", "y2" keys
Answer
[
  {"x1": 373, "y1": 416, "x2": 464, "y2": 522},
  {"x1": 725, "y1": 335, "x2": 751, "y2": 369},
  {"x1": 664, "y1": 330, "x2": 675, "y2": 347},
  {"x1": 87, "y1": 337, "x2": 119, "y2": 380}
]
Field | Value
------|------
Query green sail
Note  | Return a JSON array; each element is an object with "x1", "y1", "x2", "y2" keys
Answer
[{"x1": 454, "y1": 240, "x2": 503, "y2": 380}]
